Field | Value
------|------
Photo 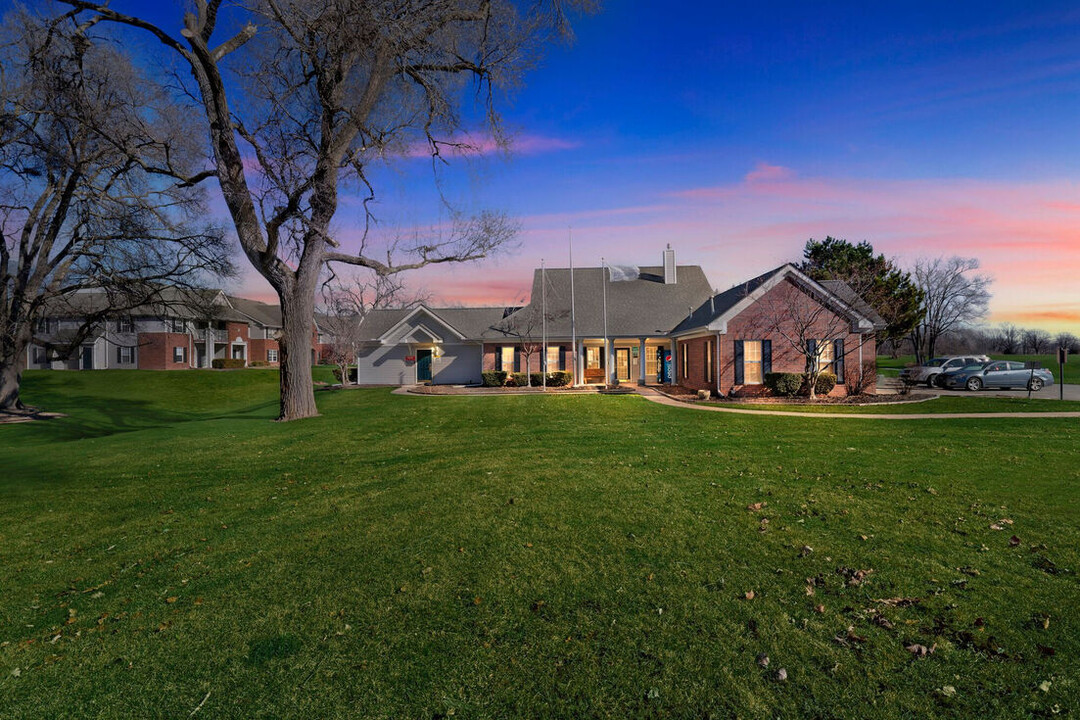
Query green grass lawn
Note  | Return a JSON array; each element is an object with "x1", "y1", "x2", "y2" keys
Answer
[
  {"x1": 2, "y1": 371, "x2": 1078, "y2": 718},
  {"x1": 704, "y1": 396, "x2": 1080, "y2": 414},
  {"x1": 880, "y1": 354, "x2": 1080, "y2": 384}
]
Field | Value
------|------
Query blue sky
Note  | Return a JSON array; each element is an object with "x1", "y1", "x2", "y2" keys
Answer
[{"x1": 22, "y1": 1, "x2": 1080, "y2": 330}]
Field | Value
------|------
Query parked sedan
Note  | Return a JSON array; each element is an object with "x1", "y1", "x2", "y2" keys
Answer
[
  {"x1": 942, "y1": 361, "x2": 1055, "y2": 392},
  {"x1": 900, "y1": 355, "x2": 990, "y2": 387}
]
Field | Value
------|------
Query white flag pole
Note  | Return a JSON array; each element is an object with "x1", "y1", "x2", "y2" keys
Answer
[
  {"x1": 602, "y1": 257, "x2": 609, "y2": 385},
  {"x1": 541, "y1": 258, "x2": 547, "y2": 390},
  {"x1": 569, "y1": 227, "x2": 577, "y2": 386}
]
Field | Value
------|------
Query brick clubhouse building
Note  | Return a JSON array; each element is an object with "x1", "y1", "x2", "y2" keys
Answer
[{"x1": 354, "y1": 246, "x2": 884, "y2": 396}]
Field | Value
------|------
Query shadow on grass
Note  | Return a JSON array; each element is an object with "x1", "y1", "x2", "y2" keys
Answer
[{"x1": 0, "y1": 394, "x2": 281, "y2": 445}]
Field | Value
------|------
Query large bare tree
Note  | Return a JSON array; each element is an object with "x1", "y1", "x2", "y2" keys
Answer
[
  {"x1": 0, "y1": 10, "x2": 230, "y2": 412},
  {"x1": 908, "y1": 256, "x2": 992, "y2": 365},
  {"x1": 59, "y1": 0, "x2": 593, "y2": 420}
]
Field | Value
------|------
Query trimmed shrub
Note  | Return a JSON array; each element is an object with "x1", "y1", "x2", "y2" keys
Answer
[
  {"x1": 331, "y1": 367, "x2": 358, "y2": 383},
  {"x1": 765, "y1": 372, "x2": 803, "y2": 397},
  {"x1": 547, "y1": 371, "x2": 572, "y2": 387},
  {"x1": 249, "y1": 360, "x2": 268, "y2": 368},
  {"x1": 211, "y1": 358, "x2": 246, "y2": 369},
  {"x1": 529, "y1": 372, "x2": 545, "y2": 387},
  {"x1": 814, "y1": 371, "x2": 837, "y2": 396},
  {"x1": 481, "y1": 371, "x2": 507, "y2": 387},
  {"x1": 507, "y1": 372, "x2": 529, "y2": 387}
]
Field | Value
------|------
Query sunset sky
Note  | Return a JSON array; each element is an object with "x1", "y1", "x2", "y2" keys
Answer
[{"x1": 124, "y1": 2, "x2": 1080, "y2": 332}]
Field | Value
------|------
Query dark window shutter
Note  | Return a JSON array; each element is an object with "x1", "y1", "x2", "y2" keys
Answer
[
  {"x1": 495, "y1": 348, "x2": 501, "y2": 372},
  {"x1": 560, "y1": 345, "x2": 567, "y2": 371},
  {"x1": 807, "y1": 339, "x2": 817, "y2": 369},
  {"x1": 116, "y1": 346, "x2": 122, "y2": 364},
  {"x1": 834, "y1": 338, "x2": 845, "y2": 383},
  {"x1": 734, "y1": 340, "x2": 744, "y2": 385},
  {"x1": 599, "y1": 346, "x2": 605, "y2": 371},
  {"x1": 762, "y1": 339, "x2": 772, "y2": 376},
  {"x1": 514, "y1": 346, "x2": 521, "y2": 373}
]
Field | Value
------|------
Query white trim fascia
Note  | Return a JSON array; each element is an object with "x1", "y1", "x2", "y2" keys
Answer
[
  {"x1": 377, "y1": 305, "x2": 467, "y2": 342},
  {"x1": 397, "y1": 322, "x2": 444, "y2": 345},
  {"x1": 704, "y1": 264, "x2": 874, "y2": 332}
]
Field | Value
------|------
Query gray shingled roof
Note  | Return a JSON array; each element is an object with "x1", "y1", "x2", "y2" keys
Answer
[
  {"x1": 227, "y1": 295, "x2": 283, "y2": 328},
  {"x1": 670, "y1": 266, "x2": 782, "y2": 335},
  {"x1": 485, "y1": 265, "x2": 714, "y2": 339},
  {"x1": 357, "y1": 306, "x2": 511, "y2": 341},
  {"x1": 41, "y1": 287, "x2": 250, "y2": 322}
]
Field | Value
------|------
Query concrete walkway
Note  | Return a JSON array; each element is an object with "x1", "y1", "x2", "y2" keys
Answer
[{"x1": 635, "y1": 386, "x2": 1080, "y2": 420}]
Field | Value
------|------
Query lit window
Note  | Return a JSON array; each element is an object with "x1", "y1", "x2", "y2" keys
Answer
[
  {"x1": 501, "y1": 346, "x2": 515, "y2": 371},
  {"x1": 705, "y1": 340, "x2": 713, "y2": 383},
  {"x1": 817, "y1": 340, "x2": 835, "y2": 375},
  {"x1": 681, "y1": 343, "x2": 688, "y2": 379},
  {"x1": 546, "y1": 346, "x2": 560, "y2": 371},
  {"x1": 743, "y1": 341, "x2": 763, "y2": 384},
  {"x1": 586, "y1": 346, "x2": 600, "y2": 369},
  {"x1": 645, "y1": 346, "x2": 658, "y2": 378}
]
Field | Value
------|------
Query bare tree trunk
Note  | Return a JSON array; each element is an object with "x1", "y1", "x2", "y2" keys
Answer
[
  {"x1": 277, "y1": 288, "x2": 319, "y2": 421},
  {"x1": 0, "y1": 337, "x2": 29, "y2": 412}
]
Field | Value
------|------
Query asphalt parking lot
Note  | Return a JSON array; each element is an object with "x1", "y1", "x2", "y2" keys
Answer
[{"x1": 878, "y1": 377, "x2": 1080, "y2": 400}]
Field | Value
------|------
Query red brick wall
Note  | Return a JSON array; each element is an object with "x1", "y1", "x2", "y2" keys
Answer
[
  {"x1": 719, "y1": 278, "x2": 878, "y2": 396},
  {"x1": 675, "y1": 336, "x2": 717, "y2": 394},
  {"x1": 482, "y1": 343, "x2": 570, "y2": 373},
  {"x1": 223, "y1": 322, "x2": 250, "y2": 344},
  {"x1": 249, "y1": 338, "x2": 280, "y2": 365},
  {"x1": 137, "y1": 332, "x2": 193, "y2": 370}
]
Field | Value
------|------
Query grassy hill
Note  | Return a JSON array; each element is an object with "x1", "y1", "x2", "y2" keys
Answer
[{"x1": 1, "y1": 370, "x2": 1078, "y2": 718}]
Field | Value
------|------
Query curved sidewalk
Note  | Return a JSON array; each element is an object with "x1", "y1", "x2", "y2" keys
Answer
[{"x1": 635, "y1": 386, "x2": 1080, "y2": 420}]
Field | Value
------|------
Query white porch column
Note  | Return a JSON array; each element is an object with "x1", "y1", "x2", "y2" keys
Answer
[
  {"x1": 606, "y1": 338, "x2": 614, "y2": 384},
  {"x1": 577, "y1": 339, "x2": 585, "y2": 386},
  {"x1": 638, "y1": 338, "x2": 647, "y2": 385}
]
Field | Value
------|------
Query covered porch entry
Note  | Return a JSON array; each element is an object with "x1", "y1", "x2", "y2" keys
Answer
[{"x1": 577, "y1": 338, "x2": 672, "y2": 385}]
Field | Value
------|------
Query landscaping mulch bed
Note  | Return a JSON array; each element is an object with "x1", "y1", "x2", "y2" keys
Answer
[
  {"x1": 406, "y1": 384, "x2": 601, "y2": 396},
  {"x1": 655, "y1": 385, "x2": 929, "y2": 406}
]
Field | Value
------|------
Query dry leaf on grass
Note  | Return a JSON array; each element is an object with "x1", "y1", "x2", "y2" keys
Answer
[
  {"x1": 744, "y1": 591, "x2": 756, "y2": 600},
  {"x1": 905, "y1": 642, "x2": 936, "y2": 657},
  {"x1": 746, "y1": 502, "x2": 766, "y2": 512}
]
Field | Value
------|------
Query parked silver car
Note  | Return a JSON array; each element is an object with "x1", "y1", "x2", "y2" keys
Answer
[
  {"x1": 899, "y1": 355, "x2": 991, "y2": 388},
  {"x1": 941, "y1": 360, "x2": 1055, "y2": 392}
]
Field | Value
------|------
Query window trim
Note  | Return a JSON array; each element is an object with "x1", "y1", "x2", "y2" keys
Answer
[
  {"x1": 743, "y1": 340, "x2": 763, "y2": 385},
  {"x1": 268, "y1": 348, "x2": 278, "y2": 363},
  {"x1": 704, "y1": 340, "x2": 713, "y2": 383},
  {"x1": 173, "y1": 345, "x2": 186, "y2": 363}
]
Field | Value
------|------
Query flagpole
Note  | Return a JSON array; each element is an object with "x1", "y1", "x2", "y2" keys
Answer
[
  {"x1": 541, "y1": 258, "x2": 547, "y2": 390},
  {"x1": 569, "y1": 227, "x2": 576, "y2": 386},
  {"x1": 602, "y1": 257, "x2": 609, "y2": 385}
]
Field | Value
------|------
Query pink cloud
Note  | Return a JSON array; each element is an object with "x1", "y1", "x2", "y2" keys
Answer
[{"x1": 743, "y1": 162, "x2": 796, "y2": 184}]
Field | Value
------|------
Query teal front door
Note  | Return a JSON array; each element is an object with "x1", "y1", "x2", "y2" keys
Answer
[{"x1": 416, "y1": 349, "x2": 433, "y2": 382}]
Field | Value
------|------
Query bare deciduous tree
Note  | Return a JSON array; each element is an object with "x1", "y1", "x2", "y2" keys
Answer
[
  {"x1": 908, "y1": 257, "x2": 992, "y2": 365},
  {"x1": 60, "y1": 0, "x2": 592, "y2": 420},
  {"x1": 1022, "y1": 328, "x2": 1051, "y2": 355},
  {"x1": 1055, "y1": 331, "x2": 1079, "y2": 354},
  {"x1": 319, "y1": 272, "x2": 428, "y2": 385},
  {"x1": 991, "y1": 323, "x2": 1021, "y2": 355},
  {"x1": 0, "y1": 11, "x2": 231, "y2": 412},
  {"x1": 742, "y1": 276, "x2": 875, "y2": 399}
]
